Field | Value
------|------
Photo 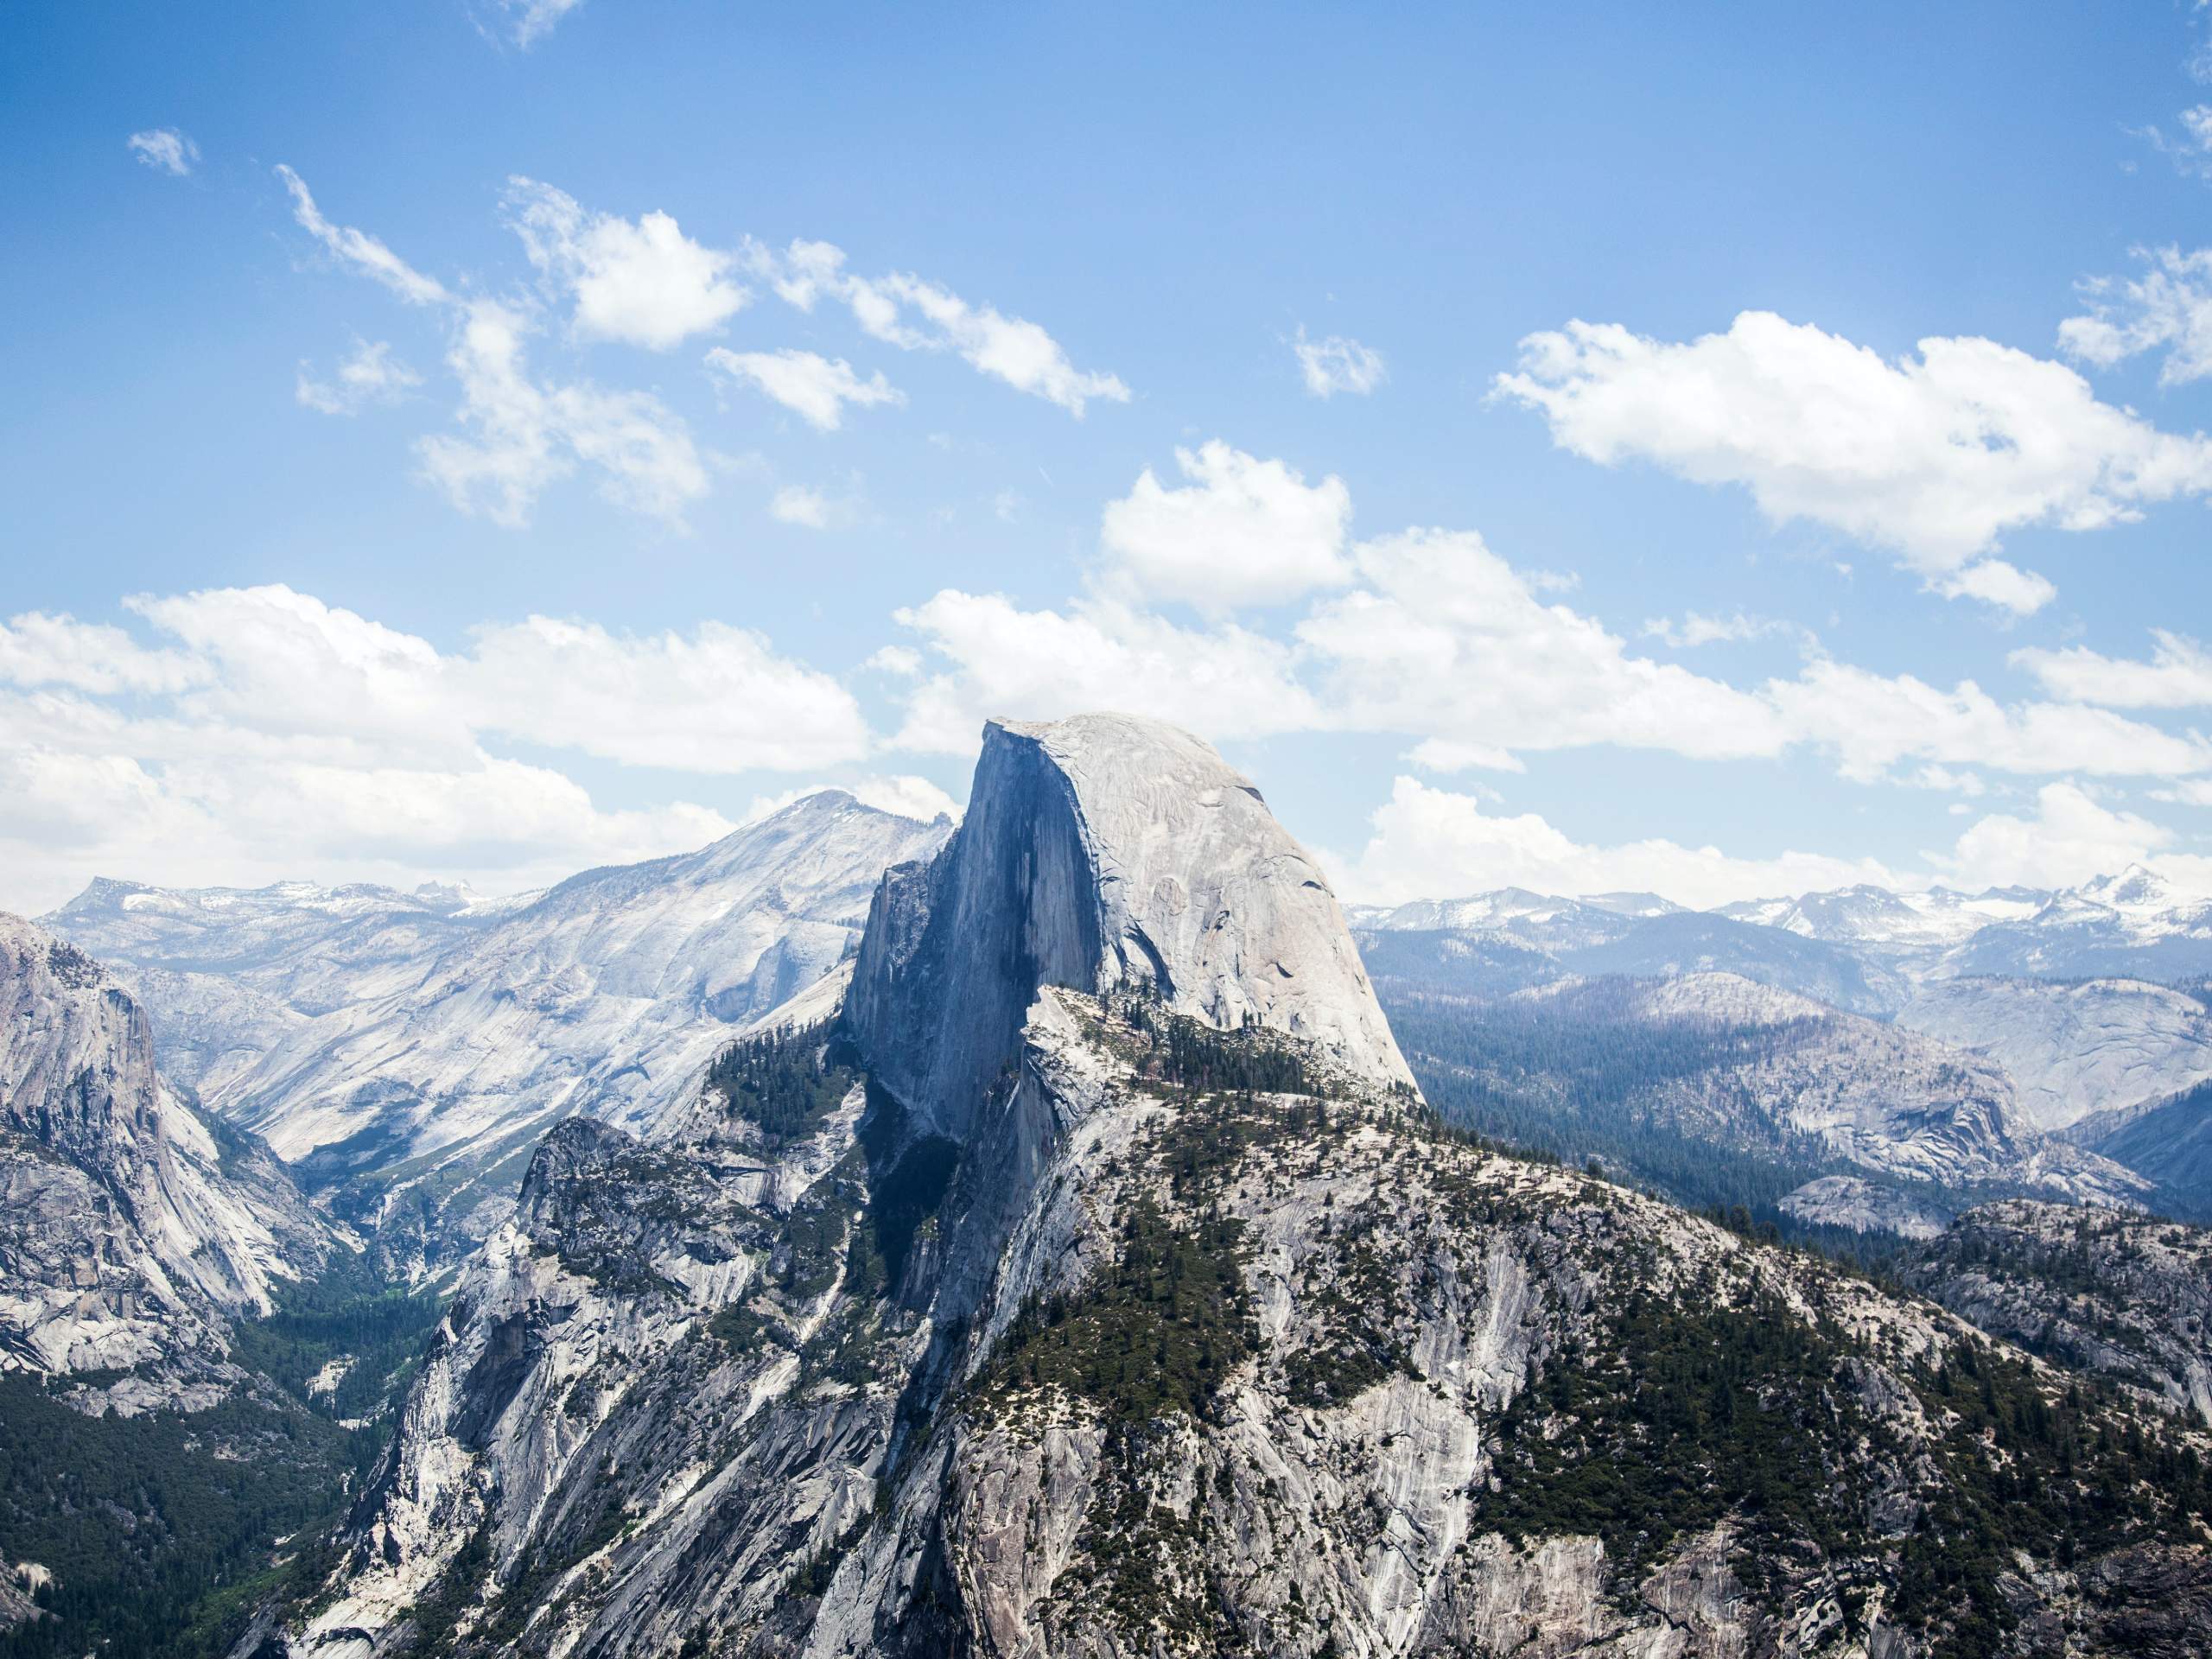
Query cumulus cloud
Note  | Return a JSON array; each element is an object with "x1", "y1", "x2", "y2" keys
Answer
[
  {"x1": 1301, "y1": 530, "x2": 1791, "y2": 761},
  {"x1": 0, "y1": 586, "x2": 872, "y2": 913},
  {"x1": 2012, "y1": 630, "x2": 2212, "y2": 708},
  {"x1": 0, "y1": 611, "x2": 209, "y2": 696},
  {"x1": 505, "y1": 178, "x2": 746, "y2": 350},
  {"x1": 1338, "y1": 776, "x2": 1901, "y2": 910},
  {"x1": 880, "y1": 449, "x2": 2212, "y2": 789},
  {"x1": 1764, "y1": 658, "x2": 2212, "y2": 781},
  {"x1": 1294, "y1": 327, "x2": 1387, "y2": 398},
  {"x1": 127, "y1": 129, "x2": 198, "y2": 176},
  {"x1": 1100, "y1": 442, "x2": 1353, "y2": 611},
  {"x1": 1931, "y1": 782, "x2": 2179, "y2": 892},
  {"x1": 296, "y1": 339, "x2": 421, "y2": 416},
  {"x1": 2060, "y1": 245, "x2": 2212, "y2": 385},
  {"x1": 884, "y1": 591, "x2": 1320, "y2": 755},
  {"x1": 705, "y1": 347, "x2": 903, "y2": 431},
  {"x1": 1495, "y1": 311, "x2": 2212, "y2": 611}
]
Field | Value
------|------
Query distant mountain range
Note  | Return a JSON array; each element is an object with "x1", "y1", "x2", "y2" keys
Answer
[
  {"x1": 46, "y1": 791, "x2": 949, "y2": 1273},
  {"x1": 1352, "y1": 866, "x2": 2212, "y2": 1229}
]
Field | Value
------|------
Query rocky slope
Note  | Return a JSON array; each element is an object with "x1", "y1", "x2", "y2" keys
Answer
[
  {"x1": 279, "y1": 715, "x2": 2212, "y2": 1659},
  {"x1": 1901, "y1": 1200, "x2": 2212, "y2": 1426},
  {"x1": 1897, "y1": 976, "x2": 2212, "y2": 1135},
  {"x1": 45, "y1": 875, "x2": 505, "y2": 1094},
  {"x1": 114, "y1": 793, "x2": 950, "y2": 1270},
  {"x1": 0, "y1": 913, "x2": 331, "y2": 1407}
]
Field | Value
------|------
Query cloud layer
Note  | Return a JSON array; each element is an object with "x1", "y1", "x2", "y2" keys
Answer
[{"x1": 1496, "y1": 311, "x2": 2212, "y2": 613}]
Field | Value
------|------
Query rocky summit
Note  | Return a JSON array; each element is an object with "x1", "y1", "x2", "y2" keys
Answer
[{"x1": 257, "y1": 716, "x2": 2212, "y2": 1659}]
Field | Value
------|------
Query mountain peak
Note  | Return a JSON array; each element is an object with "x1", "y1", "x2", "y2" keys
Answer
[{"x1": 847, "y1": 713, "x2": 1409, "y2": 1138}]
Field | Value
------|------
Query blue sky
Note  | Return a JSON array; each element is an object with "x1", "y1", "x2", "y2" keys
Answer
[{"x1": 7, "y1": 0, "x2": 2212, "y2": 912}]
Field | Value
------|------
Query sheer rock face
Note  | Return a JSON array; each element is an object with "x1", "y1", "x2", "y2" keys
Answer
[
  {"x1": 0, "y1": 914, "x2": 327, "y2": 1398},
  {"x1": 848, "y1": 715, "x2": 1411, "y2": 1141}
]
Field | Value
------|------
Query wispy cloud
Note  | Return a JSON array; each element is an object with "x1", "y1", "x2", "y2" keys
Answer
[
  {"x1": 127, "y1": 129, "x2": 198, "y2": 177},
  {"x1": 1294, "y1": 327, "x2": 1386, "y2": 397}
]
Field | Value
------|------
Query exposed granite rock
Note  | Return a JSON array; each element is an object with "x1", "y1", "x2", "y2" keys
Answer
[
  {"x1": 1901, "y1": 1199, "x2": 2212, "y2": 1424},
  {"x1": 0, "y1": 912, "x2": 332, "y2": 1406}
]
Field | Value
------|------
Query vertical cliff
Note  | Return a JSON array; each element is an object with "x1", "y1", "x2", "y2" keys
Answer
[
  {"x1": 846, "y1": 715, "x2": 1411, "y2": 1141},
  {"x1": 0, "y1": 914, "x2": 328, "y2": 1398}
]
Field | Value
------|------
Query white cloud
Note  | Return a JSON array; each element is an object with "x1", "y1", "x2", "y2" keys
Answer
[
  {"x1": 1641, "y1": 612, "x2": 1789, "y2": 648},
  {"x1": 850, "y1": 271, "x2": 1130, "y2": 415},
  {"x1": 765, "y1": 484, "x2": 858, "y2": 528},
  {"x1": 2152, "y1": 779, "x2": 2212, "y2": 807},
  {"x1": 882, "y1": 451, "x2": 2212, "y2": 788},
  {"x1": 1338, "y1": 776, "x2": 1901, "y2": 909},
  {"x1": 704, "y1": 347, "x2": 903, "y2": 431},
  {"x1": 1931, "y1": 557, "x2": 2056, "y2": 613},
  {"x1": 0, "y1": 585, "x2": 874, "y2": 914},
  {"x1": 0, "y1": 612, "x2": 209, "y2": 696},
  {"x1": 2012, "y1": 629, "x2": 2212, "y2": 708},
  {"x1": 2060, "y1": 245, "x2": 2212, "y2": 385},
  {"x1": 1294, "y1": 327, "x2": 1386, "y2": 398},
  {"x1": 1932, "y1": 782, "x2": 2177, "y2": 892},
  {"x1": 277, "y1": 165, "x2": 449, "y2": 306},
  {"x1": 1909, "y1": 765, "x2": 1986, "y2": 797},
  {"x1": 885, "y1": 590, "x2": 1320, "y2": 755},
  {"x1": 505, "y1": 178, "x2": 746, "y2": 350},
  {"x1": 1100, "y1": 442, "x2": 1353, "y2": 611},
  {"x1": 296, "y1": 339, "x2": 422, "y2": 416},
  {"x1": 479, "y1": 0, "x2": 585, "y2": 48},
  {"x1": 279, "y1": 171, "x2": 707, "y2": 525},
  {"x1": 418, "y1": 299, "x2": 708, "y2": 525},
  {"x1": 1496, "y1": 311, "x2": 2212, "y2": 611},
  {"x1": 2135, "y1": 105, "x2": 2212, "y2": 181},
  {"x1": 456, "y1": 614, "x2": 870, "y2": 772},
  {"x1": 1301, "y1": 530, "x2": 1792, "y2": 761},
  {"x1": 127, "y1": 129, "x2": 198, "y2": 177},
  {"x1": 1764, "y1": 658, "x2": 2212, "y2": 782},
  {"x1": 745, "y1": 238, "x2": 1128, "y2": 415}
]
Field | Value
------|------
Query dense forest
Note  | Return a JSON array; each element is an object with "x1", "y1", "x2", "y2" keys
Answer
[{"x1": 0, "y1": 1253, "x2": 445, "y2": 1659}]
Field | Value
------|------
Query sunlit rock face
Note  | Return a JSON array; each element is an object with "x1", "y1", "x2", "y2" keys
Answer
[
  {"x1": 0, "y1": 913, "x2": 328, "y2": 1405},
  {"x1": 848, "y1": 713, "x2": 1411, "y2": 1142}
]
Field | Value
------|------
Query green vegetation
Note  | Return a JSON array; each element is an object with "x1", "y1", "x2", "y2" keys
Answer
[
  {"x1": 705, "y1": 1020, "x2": 855, "y2": 1147},
  {"x1": 985, "y1": 1198, "x2": 1254, "y2": 1422},
  {"x1": 1483, "y1": 1279, "x2": 1862, "y2": 1586},
  {"x1": 228, "y1": 1248, "x2": 447, "y2": 1423},
  {"x1": 0, "y1": 1373, "x2": 357, "y2": 1659},
  {"x1": 0, "y1": 1247, "x2": 451, "y2": 1659},
  {"x1": 1480, "y1": 1258, "x2": 2211, "y2": 1657}
]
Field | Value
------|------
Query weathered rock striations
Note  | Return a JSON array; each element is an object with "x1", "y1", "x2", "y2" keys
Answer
[
  {"x1": 848, "y1": 714, "x2": 1410, "y2": 1143},
  {"x1": 0, "y1": 912, "x2": 330, "y2": 1402}
]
